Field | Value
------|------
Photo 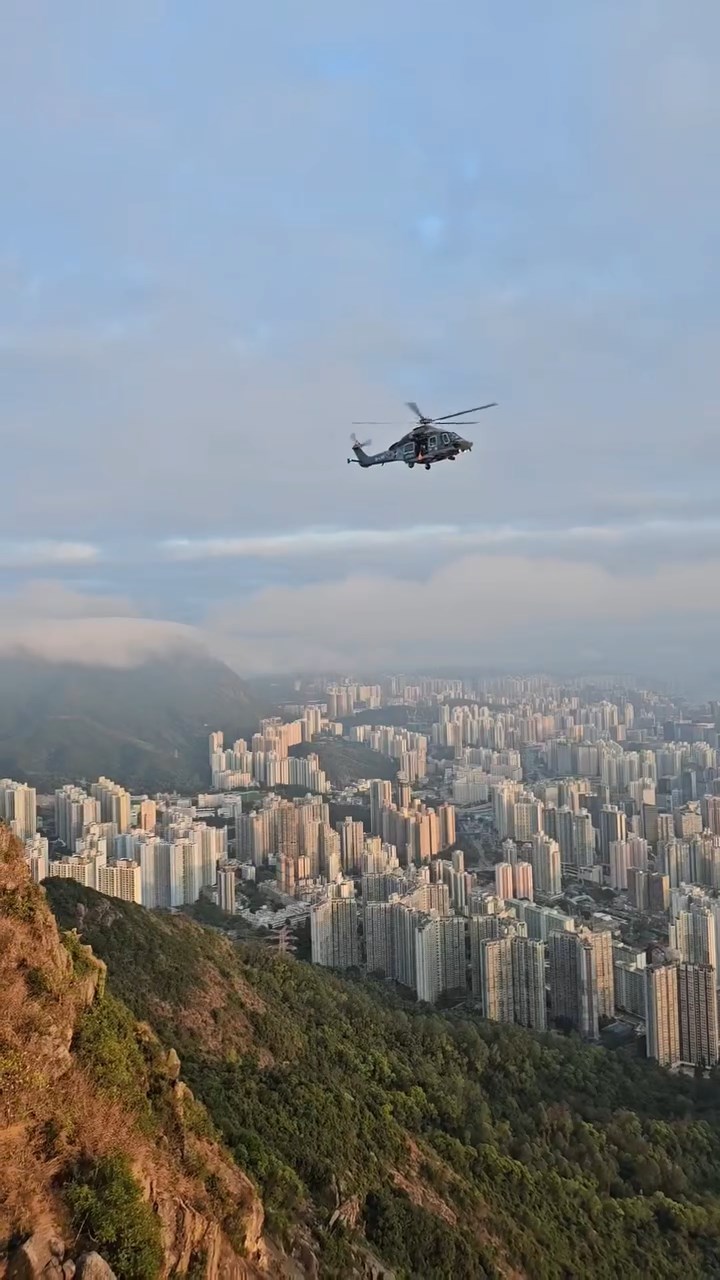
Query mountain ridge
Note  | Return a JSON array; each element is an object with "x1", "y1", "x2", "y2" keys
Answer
[
  {"x1": 44, "y1": 876, "x2": 720, "y2": 1279},
  {"x1": 0, "y1": 653, "x2": 262, "y2": 792},
  {"x1": 0, "y1": 828, "x2": 291, "y2": 1280}
]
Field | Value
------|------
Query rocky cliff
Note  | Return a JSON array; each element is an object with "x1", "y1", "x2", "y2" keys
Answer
[{"x1": 0, "y1": 829, "x2": 289, "y2": 1280}]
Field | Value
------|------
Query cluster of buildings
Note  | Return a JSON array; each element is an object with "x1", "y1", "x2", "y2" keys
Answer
[
  {"x1": 11, "y1": 671, "x2": 720, "y2": 1074},
  {"x1": 299, "y1": 678, "x2": 720, "y2": 1070},
  {"x1": 348, "y1": 725, "x2": 428, "y2": 783},
  {"x1": 232, "y1": 776, "x2": 458, "y2": 901},
  {"x1": 21, "y1": 777, "x2": 228, "y2": 910},
  {"x1": 210, "y1": 721, "x2": 330, "y2": 792}
]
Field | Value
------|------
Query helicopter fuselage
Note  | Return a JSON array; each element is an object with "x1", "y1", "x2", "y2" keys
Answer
[{"x1": 348, "y1": 428, "x2": 472, "y2": 470}]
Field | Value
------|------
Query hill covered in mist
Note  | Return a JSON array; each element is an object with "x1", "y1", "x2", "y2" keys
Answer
[{"x1": 0, "y1": 652, "x2": 262, "y2": 792}]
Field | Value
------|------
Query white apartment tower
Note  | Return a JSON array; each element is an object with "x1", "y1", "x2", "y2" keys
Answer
[
  {"x1": 0, "y1": 780, "x2": 37, "y2": 841},
  {"x1": 97, "y1": 860, "x2": 142, "y2": 904}
]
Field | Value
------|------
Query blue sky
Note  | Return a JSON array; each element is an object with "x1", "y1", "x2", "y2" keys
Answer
[{"x1": 1, "y1": 2, "x2": 719, "y2": 681}]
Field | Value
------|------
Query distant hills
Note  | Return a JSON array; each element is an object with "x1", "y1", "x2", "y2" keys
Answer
[
  {"x1": 290, "y1": 737, "x2": 398, "y2": 787},
  {"x1": 0, "y1": 652, "x2": 262, "y2": 792}
]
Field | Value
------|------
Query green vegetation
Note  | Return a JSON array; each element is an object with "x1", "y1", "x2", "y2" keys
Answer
[
  {"x1": 290, "y1": 738, "x2": 397, "y2": 786},
  {"x1": 364, "y1": 1188, "x2": 492, "y2": 1278},
  {"x1": 45, "y1": 879, "x2": 720, "y2": 1278},
  {"x1": 0, "y1": 878, "x2": 42, "y2": 923},
  {"x1": 64, "y1": 1154, "x2": 162, "y2": 1280},
  {"x1": 72, "y1": 993, "x2": 156, "y2": 1129},
  {"x1": 62, "y1": 928, "x2": 103, "y2": 983}
]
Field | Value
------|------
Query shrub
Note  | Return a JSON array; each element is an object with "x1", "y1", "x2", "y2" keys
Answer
[
  {"x1": 0, "y1": 884, "x2": 41, "y2": 923},
  {"x1": 64, "y1": 1154, "x2": 162, "y2": 1280},
  {"x1": 72, "y1": 995, "x2": 153, "y2": 1127},
  {"x1": 25, "y1": 966, "x2": 54, "y2": 998}
]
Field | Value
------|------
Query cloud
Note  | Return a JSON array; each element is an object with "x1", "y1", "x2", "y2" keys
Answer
[
  {"x1": 1, "y1": 1, "x2": 718, "y2": 552},
  {"x1": 207, "y1": 553, "x2": 720, "y2": 676},
  {"x1": 7, "y1": 581, "x2": 134, "y2": 618},
  {"x1": 0, "y1": 541, "x2": 99, "y2": 568},
  {"x1": 0, "y1": 582, "x2": 204, "y2": 668},
  {"x1": 1, "y1": 0, "x2": 719, "y2": 694},
  {"x1": 160, "y1": 515, "x2": 720, "y2": 567}
]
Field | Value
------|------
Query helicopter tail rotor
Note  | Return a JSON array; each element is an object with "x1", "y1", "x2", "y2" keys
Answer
[{"x1": 351, "y1": 432, "x2": 372, "y2": 449}]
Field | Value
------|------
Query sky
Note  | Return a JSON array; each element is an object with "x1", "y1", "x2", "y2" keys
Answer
[{"x1": 1, "y1": 2, "x2": 720, "y2": 686}]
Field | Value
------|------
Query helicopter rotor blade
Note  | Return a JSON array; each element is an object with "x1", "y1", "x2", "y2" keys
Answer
[
  {"x1": 406, "y1": 401, "x2": 426, "y2": 421},
  {"x1": 350, "y1": 433, "x2": 372, "y2": 448},
  {"x1": 432, "y1": 403, "x2": 498, "y2": 422}
]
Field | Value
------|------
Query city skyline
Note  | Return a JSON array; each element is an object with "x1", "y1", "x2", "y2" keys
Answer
[
  {"x1": 12, "y1": 670, "x2": 720, "y2": 1070},
  {"x1": 1, "y1": 4, "x2": 720, "y2": 682}
]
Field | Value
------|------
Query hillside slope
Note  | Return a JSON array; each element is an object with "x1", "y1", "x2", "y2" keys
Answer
[
  {"x1": 290, "y1": 739, "x2": 397, "y2": 787},
  {"x1": 0, "y1": 830, "x2": 296, "y2": 1280},
  {"x1": 0, "y1": 653, "x2": 261, "y2": 792},
  {"x1": 46, "y1": 878, "x2": 720, "y2": 1279}
]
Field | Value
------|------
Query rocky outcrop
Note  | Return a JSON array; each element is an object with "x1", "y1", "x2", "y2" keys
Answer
[
  {"x1": 75, "y1": 1255, "x2": 116, "y2": 1279},
  {"x1": 0, "y1": 829, "x2": 279, "y2": 1279},
  {"x1": 5, "y1": 1232, "x2": 115, "y2": 1280}
]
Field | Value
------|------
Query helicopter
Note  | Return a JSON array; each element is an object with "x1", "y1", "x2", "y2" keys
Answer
[{"x1": 347, "y1": 400, "x2": 497, "y2": 470}]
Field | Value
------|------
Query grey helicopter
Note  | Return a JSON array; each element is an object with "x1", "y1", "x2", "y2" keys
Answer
[{"x1": 347, "y1": 399, "x2": 497, "y2": 471}]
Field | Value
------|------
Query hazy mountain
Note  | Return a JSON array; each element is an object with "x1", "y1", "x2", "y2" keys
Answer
[{"x1": 0, "y1": 652, "x2": 262, "y2": 792}]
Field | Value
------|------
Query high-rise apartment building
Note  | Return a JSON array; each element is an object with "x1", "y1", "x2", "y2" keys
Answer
[
  {"x1": 609, "y1": 840, "x2": 631, "y2": 891},
  {"x1": 137, "y1": 799, "x2": 157, "y2": 832},
  {"x1": 627, "y1": 867, "x2": 648, "y2": 912},
  {"x1": 511, "y1": 936, "x2": 547, "y2": 1030},
  {"x1": 23, "y1": 833, "x2": 49, "y2": 883},
  {"x1": 706, "y1": 795, "x2": 720, "y2": 838},
  {"x1": 531, "y1": 833, "x2": 561, "y2": 896},
  {"x1": 477, "y1": 937, "x2": 515, "y2": 1023},
  {"x1": 55, "y1": 785, "x2": 101, "y2": 851},
  {"x1": 217, "y1": 865, "x2": 237, "y2": 914},
  {"x1": 91, "y1": 777, "x2": 132, "y2": 834},
  {"x1": 613, "y1": 944, "x2": 647, "y2": 1017},
  {"x1": 276, "y1": 803, "x2": 299, "y2": 895},
  {"x1": 573, "y1": 809, "x2": 596, "y2": 867},
  {"x1": 512, "y1": 796, "x2": 544, "y2": 843},
  {"x1": 671, "y1": 908, "x2": 717, "y2": 974},
  {"x1": 645, "y1": 960, "x2": 719, "y2": 1068},
  {"x1": 369, "y1": 780, "x2": 393, "y2": 837},
  {"x1": 337, "y1": 817, "x2": 364, "y2": 872},
  {"x1": 0, "y1": 780, "x2": 37, "y2": 841},
  {"x1": 645, "y1": 964, "x2": 680, "y2": 1067},
  {"x1": 513, "y1": 860, "x2": 534, "y2": 901},
  {"x1": 97, "y1": 860, "x2": 142, "y2": 904},
  {"x1": 657, "y1": 813, "x2": 675, "y2": 844},
  {"x1": 554, "y1": 805, "x2": 575, "y2": 866},
  {"x1": 311, "y1": 896, "x2": 360, "y2": 970},
  {"x1": 495, "y1": 861, "x2": 514, "y2": 901},
  {"x1": 365, "y1": 901, "x2": 396, "y2": 976},
  {"x1": 437, "y1": 803, "x2": 456, "y2": 850},
  {"x1": 677, "y1": 963, "x2": 719, "y2": 1067},
  {"x1": 587, "y1": 927, "x2": 615, "y2": 1019},
  {"x1": 548, "y1": 930, "x2": 600, "y2": 1039},
  {"x1": 599, "y1": 806, "x2": 627, "y2": 862},
  {"x1": 649, "y1": 872, "x2": 670, "y2": 913}
]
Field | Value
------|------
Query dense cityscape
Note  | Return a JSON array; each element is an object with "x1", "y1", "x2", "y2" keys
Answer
[{"x1": 9, "y1": 672, "x2": 720, "y2": 1074}]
